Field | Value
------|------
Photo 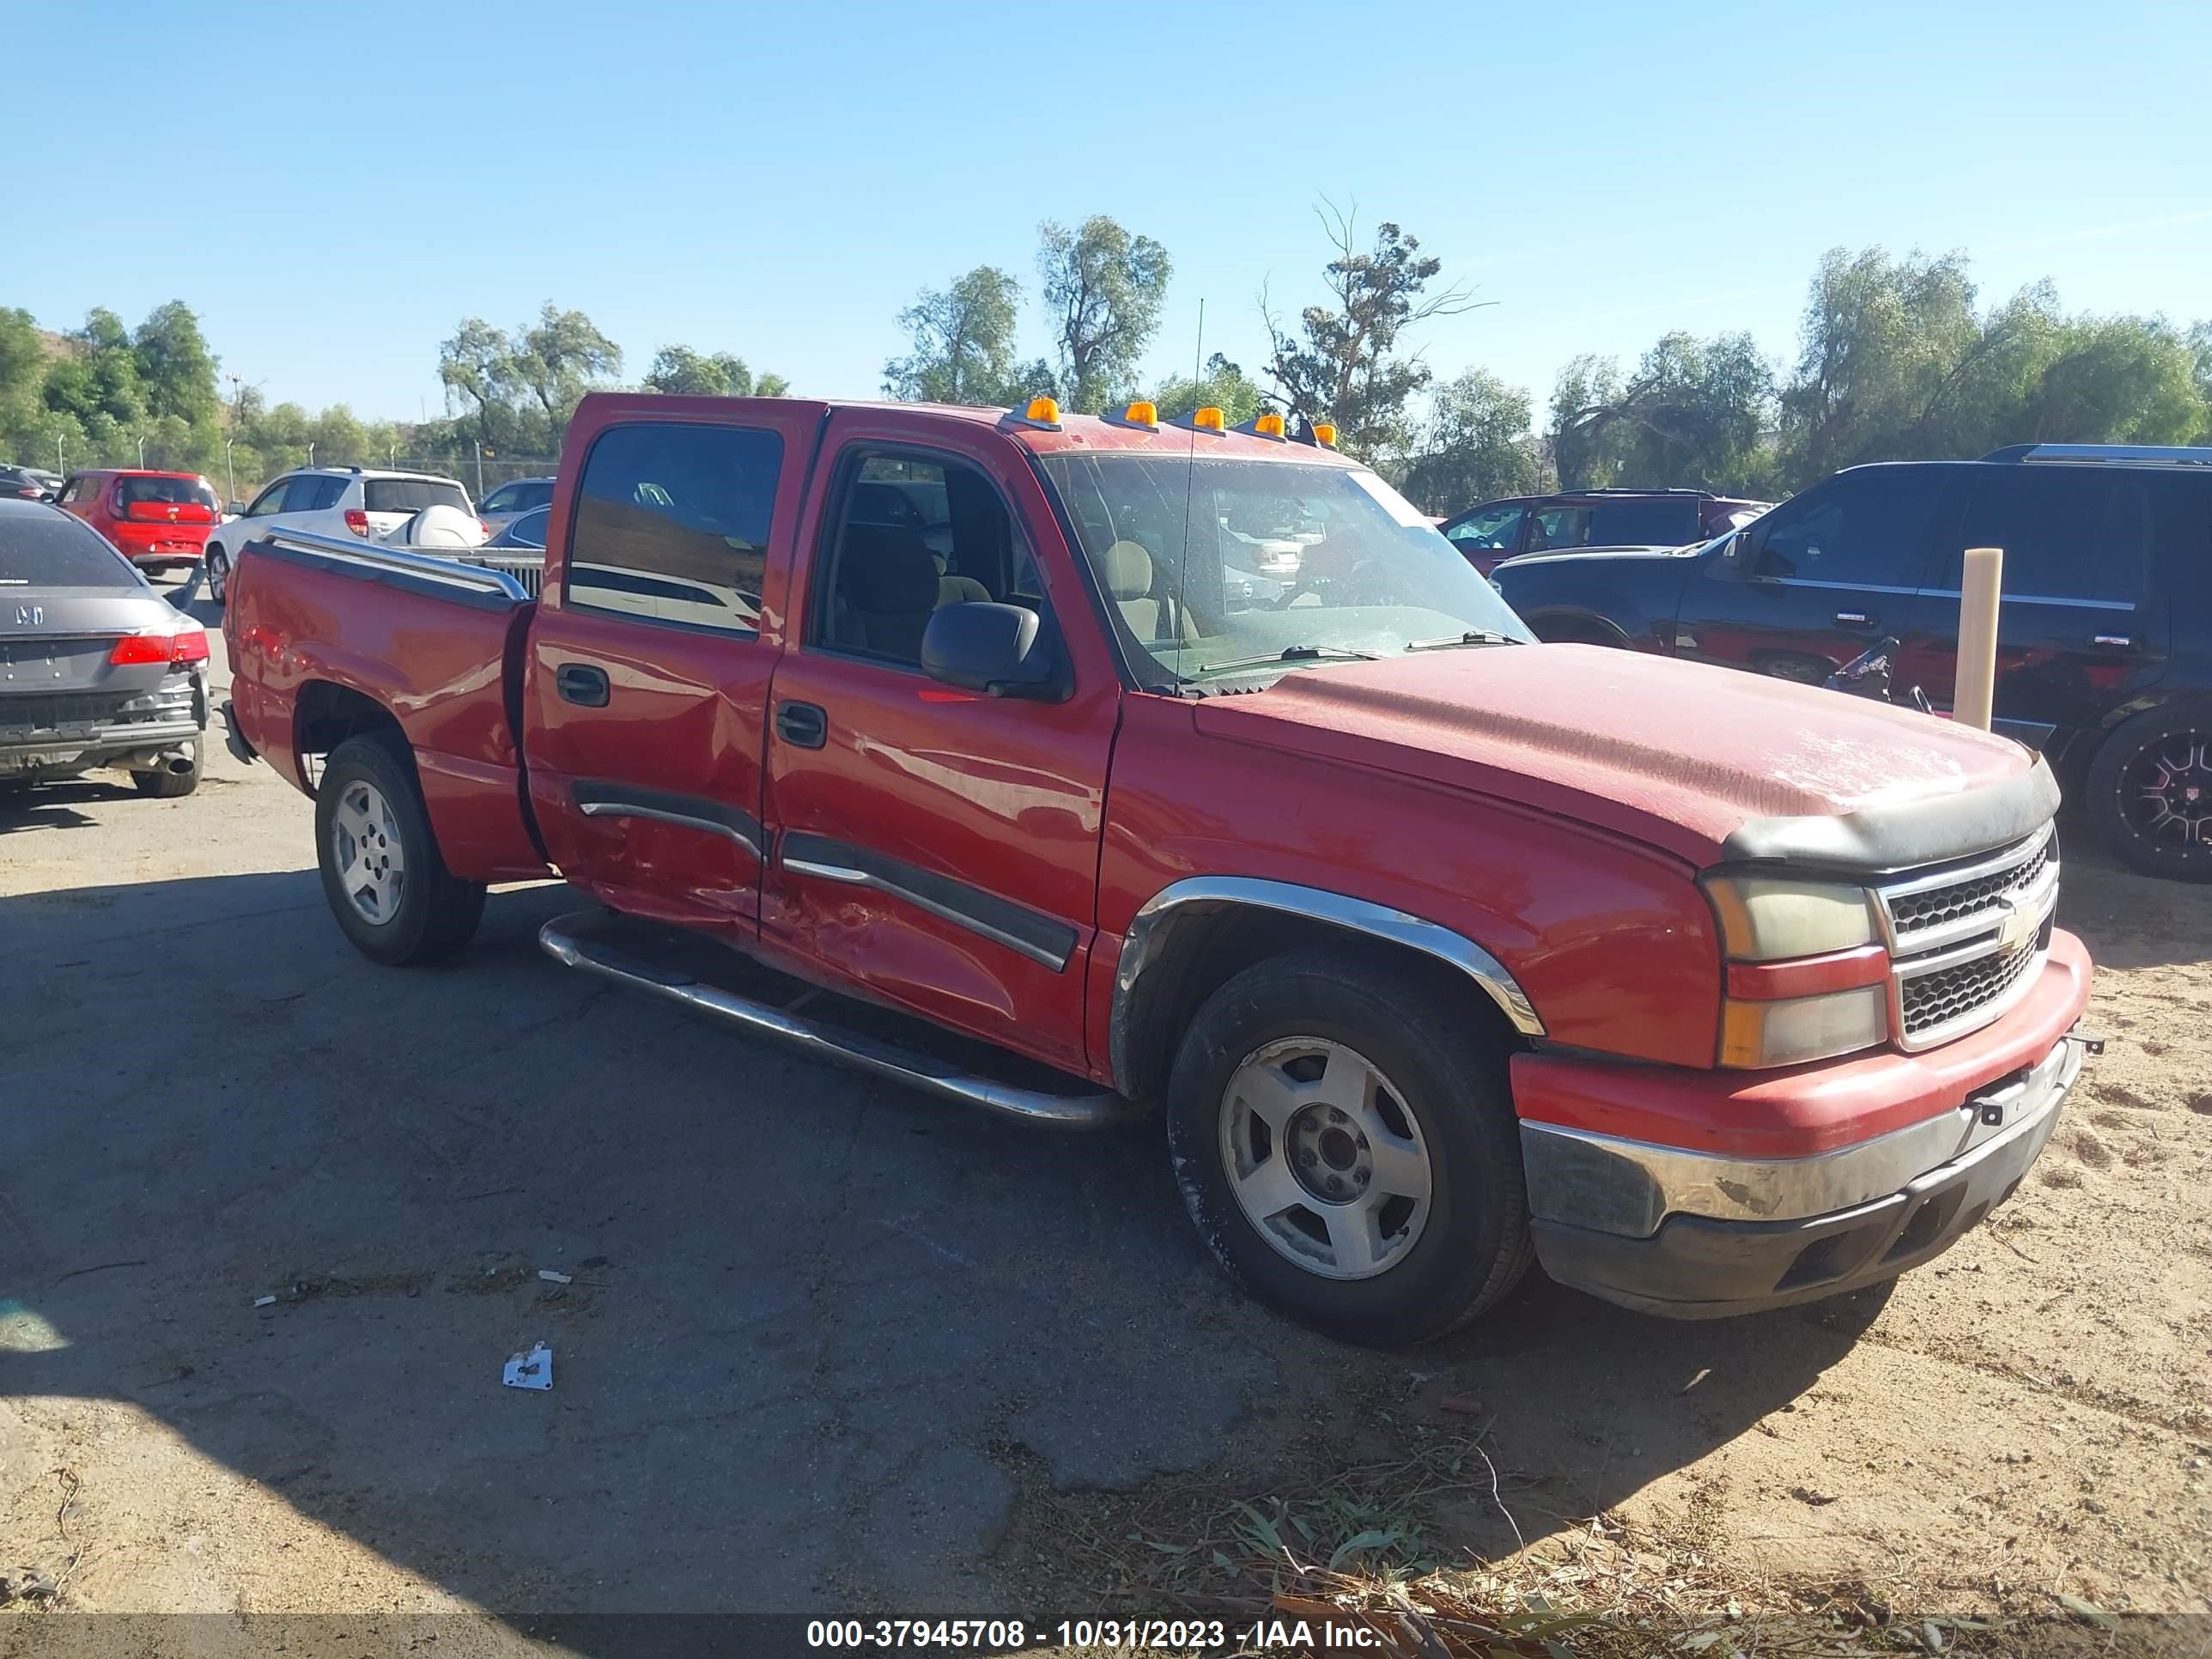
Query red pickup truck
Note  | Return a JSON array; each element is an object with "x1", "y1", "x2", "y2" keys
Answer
[{"x1": 222, "y1": 392, "x2": 2095, "y2": 1345}]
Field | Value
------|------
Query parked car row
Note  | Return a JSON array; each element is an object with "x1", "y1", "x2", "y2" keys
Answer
[
  {"x1": 212, "y1": 390, "x2": 2095, "y2": 1346},
  {"x1": 1441, "y1": 487, "x2": 1771, "y2": 575}
]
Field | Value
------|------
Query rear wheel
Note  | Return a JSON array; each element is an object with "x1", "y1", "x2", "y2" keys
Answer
[
  {"x1": 206, "y1": 546, "x2": 229, "y2": 607},
  {"x1": 314, "y1": 735, "x2": 486, "y2": 963},
  {"x1": 2087, "y1": 705, "x2": 2212, "y2": 881},
  {"x1": 1164, "y1": 948, "x2": 1531, "y2": 1346},
  {"x1": 131, "y1": 738, "x2": 201, "y2": 798}
]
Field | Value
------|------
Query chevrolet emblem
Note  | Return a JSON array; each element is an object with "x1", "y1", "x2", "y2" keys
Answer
[{"x1": 1996, "y1": 897, "x2": 2039, "y2": 957}]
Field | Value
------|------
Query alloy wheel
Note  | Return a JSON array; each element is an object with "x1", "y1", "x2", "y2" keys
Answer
[
  {"x1": 330, "y1": 778, "x2": 407, "y2": 924},
  {"x1": 2122, "y1": 730, "x2": 2212, "y2": 853},
  {"x1": 1218, "y1": 1036, "x2": 1433, "y2": 1280}
]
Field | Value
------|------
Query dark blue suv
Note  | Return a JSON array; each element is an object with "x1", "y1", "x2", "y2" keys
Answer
[{"x1": 1493, "y1": 445, "x2": 2212, "y2": 881}]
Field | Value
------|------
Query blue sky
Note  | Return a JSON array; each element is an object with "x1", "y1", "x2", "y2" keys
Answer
[{"x1": 9, "y1": 0, "x2": 2208, "y2": 426}]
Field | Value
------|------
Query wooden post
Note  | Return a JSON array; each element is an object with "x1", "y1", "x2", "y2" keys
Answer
[{"x1": 1955, "y1": 545, "x2": 2002, "y2": 732}]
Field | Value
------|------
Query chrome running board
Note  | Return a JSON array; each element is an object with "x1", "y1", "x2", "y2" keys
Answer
[{"x1": 538, "y1": 911, "x2": 1140, "y2": 1130}]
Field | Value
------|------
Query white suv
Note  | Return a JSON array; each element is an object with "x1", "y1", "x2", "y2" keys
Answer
[{"x1": 204, "y1": 467, "x2": 475, "y2": 606}]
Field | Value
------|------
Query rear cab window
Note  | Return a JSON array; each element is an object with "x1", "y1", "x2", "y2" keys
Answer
[
  {"x1": 115, "y1": 475, "x2": 219, "y2": 510},
  {"x1": 562, "y1": 422, "x2": 782, "y2": 634},
  {"x1": 363, "y1": 478, "x2": 470, "y2": 515}
]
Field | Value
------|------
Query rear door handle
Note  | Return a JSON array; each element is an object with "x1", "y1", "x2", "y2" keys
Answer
[
  {"x1": 775, "y1": 700, "x2": 827, "y2": 749},
  {"x1": 2091, "y1": 634, "x2": 2131, "y2": 648},
  {"x1": 556, "y1": 663, "x2": 609, "y2": 707},
  {"x1": 1833, "y1": 610, "x2": 1874, "y2": 628}
]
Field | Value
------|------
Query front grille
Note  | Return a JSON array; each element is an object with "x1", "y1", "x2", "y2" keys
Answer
[
  {"x1": 1888, "y1": 836, "x2": 2052, "y2": 937},
  {"x1": 460, "y1": 554, "x2": 544, "y2": 597},
  {"x1": 1900, "y1": 933, "x2": 2041, "y2": 1038},
  {"x1": 1875, "y1": 826, "x2": 2058, "y2": 1051}
]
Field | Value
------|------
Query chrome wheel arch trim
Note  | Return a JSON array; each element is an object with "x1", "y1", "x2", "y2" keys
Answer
[{"x1": 1110, "y1": 876, "x2": 1544, "y2": 1091}]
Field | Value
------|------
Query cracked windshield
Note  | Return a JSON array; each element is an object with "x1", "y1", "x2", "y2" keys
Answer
[{"x1": 1038, "y1": 453, "x2": 1532, "y2": 684}]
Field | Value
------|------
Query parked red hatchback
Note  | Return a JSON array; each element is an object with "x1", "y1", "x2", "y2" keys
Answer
[{"x1": 57, "y1": 470, "x2": 221, "y2": 574}]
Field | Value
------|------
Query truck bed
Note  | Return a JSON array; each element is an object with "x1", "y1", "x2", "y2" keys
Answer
[{"x1": 225, "y1": 530, "x2": 549, "y2": 882}]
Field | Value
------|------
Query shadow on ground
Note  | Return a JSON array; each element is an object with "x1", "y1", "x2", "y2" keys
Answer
[{"x1": 1, "y1": 872, "x2": 1889, "y2": 1646}]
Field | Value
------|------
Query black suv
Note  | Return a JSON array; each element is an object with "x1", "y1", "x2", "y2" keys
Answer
[{"x1": 1492, "y1": 445, "x2": 2212, "y2": 881}]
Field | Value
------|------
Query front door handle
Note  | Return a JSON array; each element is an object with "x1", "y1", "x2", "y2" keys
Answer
[
  {"x1": 556, "y1": 663, "x2": 609, "y2": 707},
  {"x1": 1833, "y1": 610, "x2": 1874, "y2": 629},
  {"x1": 2091, "y1": 633, "x2": 2132, "y2": 648},
  {"x1": 775, "y1": 699, "x2": 828, "y2": 749}
]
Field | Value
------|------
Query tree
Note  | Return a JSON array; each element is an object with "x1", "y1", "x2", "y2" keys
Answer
[
  {"x1": 1552, "y1": 331, "x2": 1775, "y2": 494},
  {"x1": 437, "y1": 317, "x2": 514, "y2": 442},
  {"x1": 132, "y1": 301, "x2": 220, "y2": 426},
  {"x1": 512, "y1": 304, "x2": 622, "y2": 422},
  {"x1": 2014, "y1": 314, "x2": 2205, "y2": 446},
  {"x1": 643, "y1": 346, "x2": 788, "y2": 398},
  {"x1": 1261, "y1": 203, "x2": 1482, "y2": 461},
  {"x1": 1151, "y1": 352, "x2": 1267, "y2": 427},
  {"x1": 1036, "y1": 216, "x2": 1172, "y2": 414},
  {"x1": 1778, "y1": 247, "x2": 1983, "y2": 483},
  {"x1": 883, "y1": 267, "x2": 1028, "y2": 405},
  {"x1": 1400, "y1": 368, "x2": 1545, "y2": 513}
]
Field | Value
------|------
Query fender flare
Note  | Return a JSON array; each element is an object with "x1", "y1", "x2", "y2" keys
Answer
[{"x1": 1109, "y1": 876, "x2": 1545, "y2": 1093}]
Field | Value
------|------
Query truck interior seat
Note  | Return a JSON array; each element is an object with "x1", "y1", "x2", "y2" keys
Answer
[
  {"x1": 835, "y1": 524, "x2": 951, "y2": 660},
  {"x1": 1104, "y1": 538, "x2": 1171, "y2": 638}
]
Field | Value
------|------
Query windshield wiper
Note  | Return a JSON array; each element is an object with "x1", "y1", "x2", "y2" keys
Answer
[
  {"x1": 1194, "y1": 644, "x2": 1382, "y2": 676},
  {"x1": 1404, "y1": 629, "x2": 1519, "y2": 652}
]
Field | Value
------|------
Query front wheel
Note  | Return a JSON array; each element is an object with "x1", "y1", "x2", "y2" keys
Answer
[
  {"x1": 314, "y1": 735, "x2": 487, "y2": 964},
  {"x1": 206, "y1": 546, "x2": 229, "y2": 607},
  {"x1": 2087, "y1": 705, "x2": 2212, "y2": 881},
  {"x1": 1164, "y1": 948, "x2": 1532, "y2": 1346}
]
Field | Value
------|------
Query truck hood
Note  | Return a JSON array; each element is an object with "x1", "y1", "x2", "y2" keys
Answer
[{"x1": 1192, "y1": 644, "x2": 2056, "y2": 872}]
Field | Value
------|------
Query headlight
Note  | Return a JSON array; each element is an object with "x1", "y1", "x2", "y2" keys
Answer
[
  {"x1": 1720, "y1": 984, "x2": 1888, "y2": 1068},
  {"x1": 1704, "y1": 873, "x2": 1877, "y2": 962}
]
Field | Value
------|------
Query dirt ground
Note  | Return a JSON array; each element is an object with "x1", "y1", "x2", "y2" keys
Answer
[{"x1": 1, "y1": 587, "x2": 2206, "y2": 1656}]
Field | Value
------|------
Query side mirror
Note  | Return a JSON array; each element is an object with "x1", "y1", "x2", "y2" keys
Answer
[
  {"x1": 921, "y1": 602, "x2": 1056, "y2": 697},
  {"x1": 227, "y1": 501, "x2": 245, "y2": 517}
]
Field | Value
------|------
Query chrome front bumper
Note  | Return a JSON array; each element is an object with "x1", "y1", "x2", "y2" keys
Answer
[
  {"x1": 1522, "y1": 1031, "x2": 2087, "y2": 1319},
  {"x1": 1522, "y1": 1031, "x2": 2084, "y2": 1240}
]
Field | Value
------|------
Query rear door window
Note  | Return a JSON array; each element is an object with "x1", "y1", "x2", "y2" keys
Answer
[
  {"x1": 564, "y1": 422, "x2": 783, "y2": 634},
  {"x1": 0, "y1": 513, "x2": 137, "y2": 586},
  {"x1": 1528, "y1": 505, "x2": 1589, "y2": 550},
  {"x1": 1935, "y1": 469, "x2": 2125, "y2": 603},
  {"x1": 363, "y1": 478, "x2": 469, "y2": 515}
]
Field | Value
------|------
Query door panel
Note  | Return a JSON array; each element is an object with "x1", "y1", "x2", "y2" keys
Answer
[
  {"x1": 523, "y1": 404, "x2": 827, "y2": 932},
  {"x1": 1671, "y1": 465, "x2": 1960, "y2": 686},
  {"x1": 1903, "y1": 468, "x2": 2177, "y2": 744},
  {"x1": 760, "y1": 423, "x2": 1120, "y2": 1073},
  {"x1": 762, "y1": 651, "x2": 1113, "y2": 1072}
]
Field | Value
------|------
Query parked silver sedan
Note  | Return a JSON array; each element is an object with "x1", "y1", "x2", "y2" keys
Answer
[{"x1": 0, "y1": 499, "x2": 210, "y2": 797}]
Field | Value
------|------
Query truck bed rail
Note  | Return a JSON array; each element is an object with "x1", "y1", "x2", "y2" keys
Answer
[{"x1": 247, "y1": 527, "x2": 531, "y2": 604}]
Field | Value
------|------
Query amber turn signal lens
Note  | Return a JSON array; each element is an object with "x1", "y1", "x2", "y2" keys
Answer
[
  {"x1": 1254, "y1": 413, "x2": 1285, "y2": 438},
  {"x1": 1024, "y1": 396, "x2": 1060, "y2": 423},
  {"x1": 1122, "y1": 400, "x2": 1158, "y2": 427},
  {"x1": 1192, "y1": 406, "x2": 1224, "y2": 431},
  {"x1": 1312, "y1": 422, "x2": 1337, "y2": 447}
]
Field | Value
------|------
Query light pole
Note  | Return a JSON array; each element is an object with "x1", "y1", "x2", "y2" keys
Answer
[
  {"x1": 225, "y1": 438, "x2": 237, "y2": 508},
  {"x1": 137, "y1": 436, "x2": 148, "y2": 467},
  {"x1": 56, "y1": 436, "x2": 64, "y2": 474},
  {"x1": 307, "y1": 442, "x2": 316, "y2": 468}
]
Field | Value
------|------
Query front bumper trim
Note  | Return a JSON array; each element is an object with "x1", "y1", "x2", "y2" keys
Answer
[
  {"x1": 1529, "y1": 1032, "x2": 2083, "y2": 1319},
  {"x1": 1522, "y1": 1028, "x2": 2081, "y2": 1236}
]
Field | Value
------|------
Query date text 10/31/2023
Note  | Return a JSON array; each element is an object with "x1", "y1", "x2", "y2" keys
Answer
[{"x1": 805, "y1": 1618, "x2": 1390, "y2": 1650}]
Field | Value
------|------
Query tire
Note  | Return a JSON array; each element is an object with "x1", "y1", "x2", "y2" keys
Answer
[
  {"x1": 2086, "y1": 704, "x2": 2212, "y2": 882},
  {"x1": 314, "y1": 734, "x2": 487, "y2": 964},
  {"x1": 131, "y1": 738, "x2": 202, "y2": 798},
  {"x1": 206, "y1": 546, "x2": 229, "y2": 607},
  {"x1": 1164, "y1": 947, "x2": 1532, "y2": 1346}
]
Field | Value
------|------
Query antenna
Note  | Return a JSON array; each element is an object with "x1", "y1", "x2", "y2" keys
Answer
[{"x1": 1176, "y1": 298, "x2": 1204, "y2": 684}]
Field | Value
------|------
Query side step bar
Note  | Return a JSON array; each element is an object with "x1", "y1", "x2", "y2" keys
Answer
[{"x1": 538, "y1": 912, "x2": 1142, "y2": 1130}]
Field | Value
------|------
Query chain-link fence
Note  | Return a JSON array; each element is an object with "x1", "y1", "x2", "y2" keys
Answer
[{"x1": 391, "y1": 454, "x2": 560, "y2": 499}]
